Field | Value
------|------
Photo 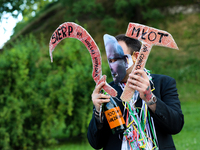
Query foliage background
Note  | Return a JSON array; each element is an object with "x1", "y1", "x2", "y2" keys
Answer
[
  {"x1": 0, "y1": 0, "x2": 200, "y2": 149},
  {"x1": 0, "y1": 35, "x2": 111, "y2": 149}
]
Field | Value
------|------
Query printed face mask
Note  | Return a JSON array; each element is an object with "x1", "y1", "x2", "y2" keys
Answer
[{"x1": 103, "y1": 34, "x2": 127, "y2": 84}]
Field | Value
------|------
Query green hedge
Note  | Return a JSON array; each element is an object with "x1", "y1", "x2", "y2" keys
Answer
[{"x1": 0, "y1": 35, "x2": 110, "y2": 150}]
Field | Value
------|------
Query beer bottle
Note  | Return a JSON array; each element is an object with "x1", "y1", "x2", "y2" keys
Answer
[{"x1": 103, "y1": 95, "x2": 126, "y2": 134}]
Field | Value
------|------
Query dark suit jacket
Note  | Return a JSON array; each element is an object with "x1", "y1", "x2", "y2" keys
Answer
[{"x1": 87, "y1": 74, "x2": 184, "y2": 150}]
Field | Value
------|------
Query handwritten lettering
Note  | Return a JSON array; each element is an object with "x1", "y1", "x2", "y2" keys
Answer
[
  {"x1": 136, "y1": 53, "x2": 144, "y2": 69},
  {"x1": 68, "y1": 26, "x2": 73, "y2": 36},
  {"x1": 85, "y1": 39, "x2": 95, "y2": 55},
  {"x1": 142, "y1": 44, "x2": 148, "y2": 52},
  {"x1": 57, "y1": 28, "x2": 62, "y2": 40},
  {"x1": 158, "y1": 32, "x2": 168, "y2": 43},
  {"x1": 94, "y1": 57, "x2": 99, "y2": 77},
  {"x1": 107, "y1": 109, "x2": 119, "y2": 117},
  {"x1": 77, "y1": 32, "x2": 82, "y2": 38},
  {"x1": 61, "y1": 26, "x2": 67, "y2": 37},
  {"x1": 131, "y1": 27, "x2": 169, "y2": 43},
  {"x1": 51, "y1": 25, "x2": 73, "y2": 44},
  {"x1": 148, "y1": 31, "x2": 157, "y2": 41},
  {"x1": 106, "y1": 109, "x2": 122, "y2": 122},
  {"x1": 131, "y1": 27, "x2": 140, "y2": 37},
  {"x1": 141, "y1": 29, "x2": 147, "y2": 40},
  {"x1": 108, "y1": 114, "x2": 123, "y2": 122}
]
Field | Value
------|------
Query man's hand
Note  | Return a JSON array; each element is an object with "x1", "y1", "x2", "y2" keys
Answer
[
  {"x1": 127, "y1": 69, "x2": 152, "y2": 102},
  {"x1": 92, "y1": 82, "x2": 110, "y2": 112}
]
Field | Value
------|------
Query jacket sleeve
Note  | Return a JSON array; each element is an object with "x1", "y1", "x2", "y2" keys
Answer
[
  {"x1": 87, "y1": 112, "x2": 111, "y2": 149},
  {"x1": 150, "y1": 75, "x2": 184, "y2": 134}
]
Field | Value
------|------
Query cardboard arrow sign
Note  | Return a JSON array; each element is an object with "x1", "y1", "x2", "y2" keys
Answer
[
  {"x1": 49, "y1": 22, "x2": 117, "y2": 97},
  {"x1": 120, "y1": 23, "x2": 179, "y2": 102}
]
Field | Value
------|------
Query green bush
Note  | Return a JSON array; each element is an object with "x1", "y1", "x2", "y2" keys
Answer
[{"x1": 0, "y1": 35, "x2": 108, "y2": 149}]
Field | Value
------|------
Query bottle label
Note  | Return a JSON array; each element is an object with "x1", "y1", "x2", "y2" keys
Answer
[{"x1": 104, "y1": 106, "x2": 125, "y2": 129}]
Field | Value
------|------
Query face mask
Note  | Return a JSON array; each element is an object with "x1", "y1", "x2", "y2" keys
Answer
[{"x1": 103, "y1": 34, "x2": 127, "y2": 84}]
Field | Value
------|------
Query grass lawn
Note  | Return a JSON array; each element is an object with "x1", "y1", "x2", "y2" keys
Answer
[
  {"x1": 173, "y1": 100, "x2": 200, "y2": 150},
  {"x1": 43, "y1": 142, "x2": 93, "y2": 150}
]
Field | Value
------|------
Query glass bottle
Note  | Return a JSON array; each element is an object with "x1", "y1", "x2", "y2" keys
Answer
[{"x1": 103, "y1": 96, "x2": 126, "y2": 134}]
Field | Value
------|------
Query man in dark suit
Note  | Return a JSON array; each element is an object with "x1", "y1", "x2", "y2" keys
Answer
[{"x1": 87, "y1": 34, "x2": 184, "y2": 150}]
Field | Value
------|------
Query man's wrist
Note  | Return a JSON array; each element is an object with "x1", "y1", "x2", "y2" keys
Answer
[
  {"x1": 94, "y1": 108, "x2": 100, "y2": 117},
  {"x1": 146, "y1": 94, "x2": 157, "y2": 106},
  {"x1": 93, "y1": 106, "x2": 104, "y2": 123}
]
